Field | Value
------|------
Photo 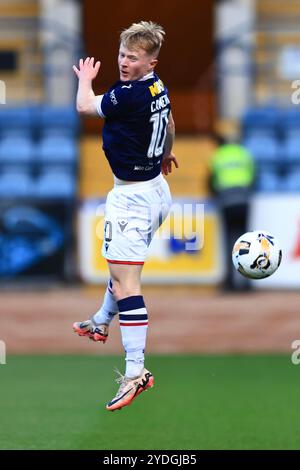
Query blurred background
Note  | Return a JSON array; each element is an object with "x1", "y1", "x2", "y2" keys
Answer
[{"x1": 1, "y1": 0, "x2": 300, "y2": 451}]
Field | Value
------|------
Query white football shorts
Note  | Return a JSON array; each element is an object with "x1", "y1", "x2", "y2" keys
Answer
[{"x1": 102, "y1": 173, "x2": 172, "y2": 264}]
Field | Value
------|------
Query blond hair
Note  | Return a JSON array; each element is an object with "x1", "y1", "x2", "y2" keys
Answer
[{"x1": 120, "y1": 21, "x2": 165, "y2": 57}]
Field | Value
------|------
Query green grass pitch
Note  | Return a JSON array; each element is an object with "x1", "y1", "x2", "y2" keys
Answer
[{"x1": 0, "y1": 355, "x2": 300, "y2": 450}]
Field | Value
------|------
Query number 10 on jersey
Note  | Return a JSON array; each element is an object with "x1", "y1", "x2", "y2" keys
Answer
[{"x1": 147, "y1": 109, "x2": 169, "y2": 158}]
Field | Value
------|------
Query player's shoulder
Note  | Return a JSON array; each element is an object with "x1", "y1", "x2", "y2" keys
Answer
[
  {"x1": 118, "y1": 81, "x2": 135, "y2": 91},
  {"x1": 143, "y1": 73, "x2": 169, "y2": 97},
  {"x1": 104, "y1": 80, "x2": 134, "y2": 108},
  {"x1": 134, "y1": 74, "x2": 169, "y2": 101},
  {"x1": 111, "y1": 78, "x2": 149, "y2": 104},
  {"x1": 135, "y1": 73, "x2": 166, "y2": 87},
  {"x1": 111, "y1": 80, "x2": 135, "y2": 94},
  {"x1": 105, "y1": 74, "x2": 169, "y2": 108}
]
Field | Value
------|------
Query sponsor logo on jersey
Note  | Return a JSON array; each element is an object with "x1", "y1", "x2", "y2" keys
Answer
[
  {"x1": 110, "y1": 89, "x2": 118, "y2": 105},
  {"x1": 134, "y1": 165, "x2": 153, "y2": 171},
  {"x1": 148, "y1": 79, "x2": 164, "y2": 97}
]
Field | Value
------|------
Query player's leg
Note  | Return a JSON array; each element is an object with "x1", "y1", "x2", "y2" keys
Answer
[
  {"x1": 106, "y1": 262, "x2": 153, "y2": 411},
  {"x1": 91, "y1": 277, "x2": 119, "y2": 333},
  {"x1": 110, "y1": 262, "x2": 146, "y2": 379},
  {"x1": 103, "y1": 176, "x2": 171, "y2": 410},
  {"x1": 73, "y1": 278, "x2": 118, "y2": 342}
]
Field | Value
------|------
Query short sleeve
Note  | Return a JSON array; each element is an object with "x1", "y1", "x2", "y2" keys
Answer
[
  {"x1": 99, "y1": 86, "x2": 132, "y2": 118},
  {"x1": 95, "y1": 95, "x2": 104, "y2": 117}
]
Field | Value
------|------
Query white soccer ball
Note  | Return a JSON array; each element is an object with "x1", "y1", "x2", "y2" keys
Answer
[{"x1": 232, "y1": 230, "x2": 282, "y2": 279}]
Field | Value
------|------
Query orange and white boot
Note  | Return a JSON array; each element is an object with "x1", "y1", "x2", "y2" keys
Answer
[
  {"x1": 72, "y1": 320, "x2": 109, "y2": 343},
  {"x1": 106, "y1": 368, "x2": 154, "y2": 411}
]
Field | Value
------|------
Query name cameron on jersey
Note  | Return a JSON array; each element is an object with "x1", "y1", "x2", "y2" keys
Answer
[{"x1": 151, "y1": 94, "x2": 170, "y2": 113}]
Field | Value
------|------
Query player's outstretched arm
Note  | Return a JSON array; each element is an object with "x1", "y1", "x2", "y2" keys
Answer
[
  {"x1": 161, "y1": 112, "x2": 178, "y2": 176},
  {"x1": 73, "y1": 57, "x2": 101, "y2": 116}
]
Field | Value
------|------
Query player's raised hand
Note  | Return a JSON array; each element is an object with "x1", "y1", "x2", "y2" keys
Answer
[
  {"x1": 161, "y1": 152, "x2": 179, "y2": 176},
  {"x1": 73, "y1": 57, "x2": 101, "y2": 81}
]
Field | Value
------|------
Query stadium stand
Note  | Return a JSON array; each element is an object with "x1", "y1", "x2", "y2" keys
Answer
[
  {"x1": 0, "y1": 105, "x2": 78, "y2": 199},
  {"x1": 0, "y1": 170, "x2": 34, "y2": 197},
  {"x1": 241, "y1": 106, "x2": 300, "y2": 192},
  {"x1": 0, "y1": 135, "x2": 35, "y2": 163},
  {"x1": 36, "y1": 169, "x2": 75, "y2": 198},
  {"x1": 37, "y1": 135, "x2": 77, "y2": 164}
]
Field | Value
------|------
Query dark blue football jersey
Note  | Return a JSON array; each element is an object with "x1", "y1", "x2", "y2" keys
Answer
[{"x1": 98, "y1": 72, "x2": 171, "y2": 181}]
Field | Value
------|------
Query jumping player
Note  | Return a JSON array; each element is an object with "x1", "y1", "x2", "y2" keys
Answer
[{"x1": 72, "y1": 21, "x2": 178, "y2": 411}]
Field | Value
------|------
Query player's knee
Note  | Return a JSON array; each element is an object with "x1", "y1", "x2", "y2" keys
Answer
[{"x1": 111, "y1": 281, "x2": 140, "y2": 301}]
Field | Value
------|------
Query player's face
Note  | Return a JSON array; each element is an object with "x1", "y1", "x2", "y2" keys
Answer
[{"x1": 118, "y1": 44, "x2": 157, "y2": 81}]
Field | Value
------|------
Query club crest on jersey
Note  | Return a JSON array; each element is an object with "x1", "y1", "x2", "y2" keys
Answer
[{"x1": 149, "y1": 79, "x2": 164, "y2": 97}]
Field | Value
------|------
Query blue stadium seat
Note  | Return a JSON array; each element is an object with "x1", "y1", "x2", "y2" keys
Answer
[
  {"x1": 0, "y1": 136, "x2": 35, "y2": 163},
  {"x1": 40, "y1": 127, "x2": 76, "y2": 139},
  {"x1": 241, "y1": 106, "x2": 279, "y2": 137},
  {"x1": 280, "y1": 108, "x2": 300, "y2": 137},
  {"x1": 0, "y1": 107, "x2": 32, "y2": 137},
  {"x1": 243, "y1": 128, "x2": 276, "y2": 140},
  {"x1": 283, "y1": 171, "x2": 300, "y2": 191},
  {"x1": 39, "y1": 106, "x2": 79, "y2": 135},
  {"x1": 1, "y1": 128, "x2": 32, "y2": 140},
  {"x1": 255, "y1": 172, "x2": 281, "y2": 192},
  {"x1": 282, "y1": 136, "x2": 300, "y2": 162},
  {"x1": 0, "y1": 164, "x2": 31, "y2": 176},
  {"x1": 35, "y1": 170, "x2": 76, "y2": 198},
  {"x1": 243, "y1": 135, "x2": 279, "y2": 162},
  {"x1": 283, "y1": 128, "x2": 300, "y2": 139},
  {"x1": 36, "y1": 135, "x2": 77, "y2": 163},
  {"x1": 0, "y1": 171, "x2": 34, "y2": 197}
]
